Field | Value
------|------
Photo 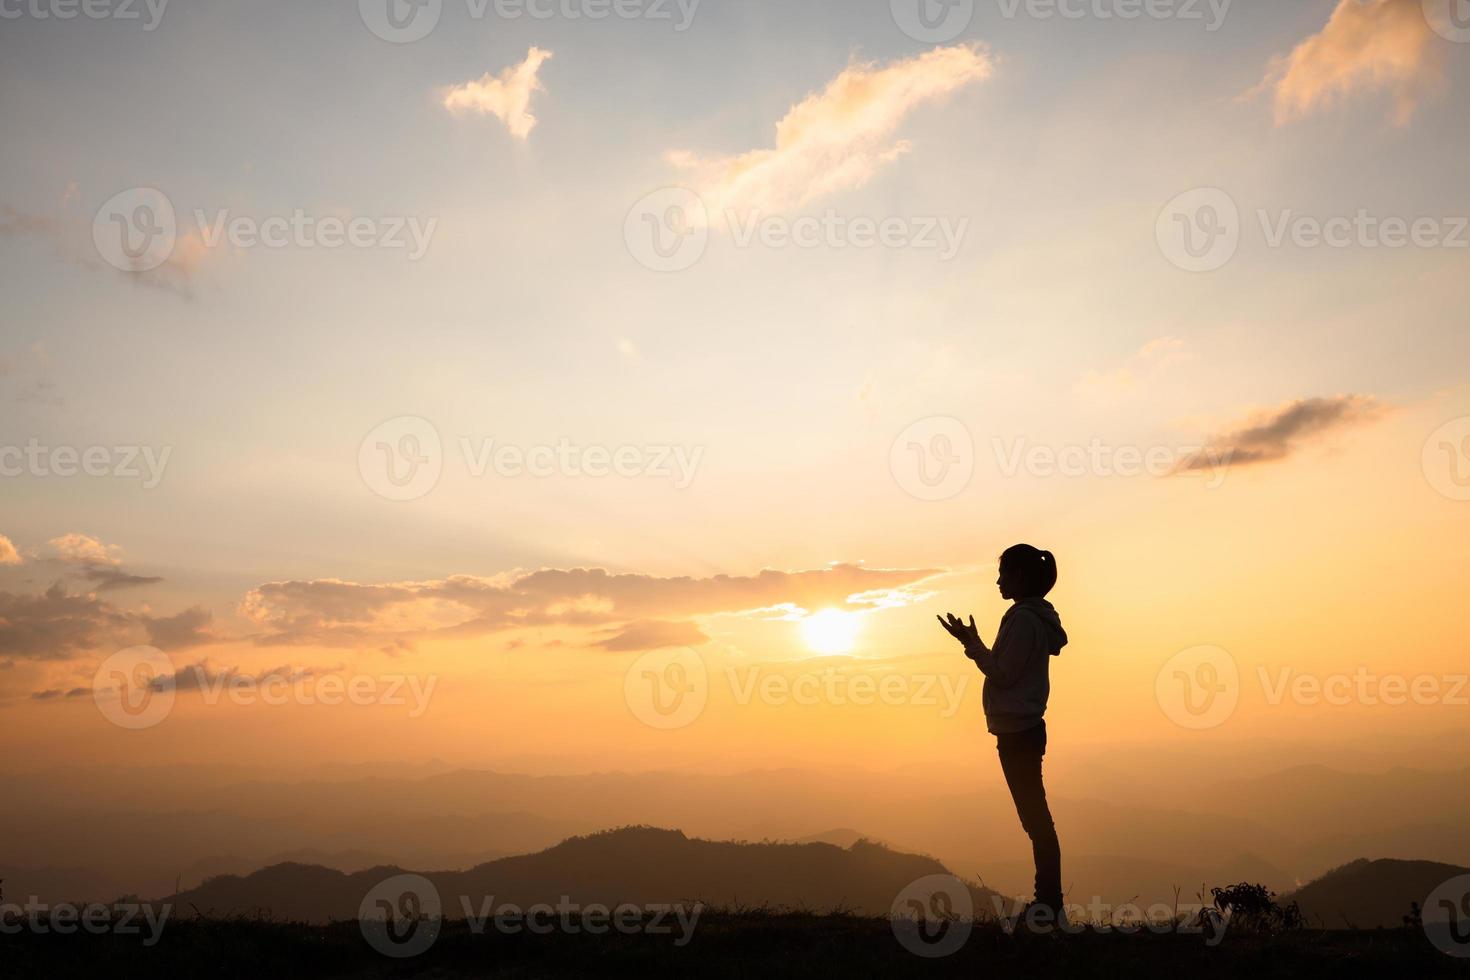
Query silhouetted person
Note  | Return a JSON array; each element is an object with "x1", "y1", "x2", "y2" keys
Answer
[{"x1": 939, "y1": 544, "x2": 1068, "y2": 927}]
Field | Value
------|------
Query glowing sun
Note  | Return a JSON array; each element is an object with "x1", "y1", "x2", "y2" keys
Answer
[{"x1": 800, "y1": 608, "x2": 862, "y2": 655}]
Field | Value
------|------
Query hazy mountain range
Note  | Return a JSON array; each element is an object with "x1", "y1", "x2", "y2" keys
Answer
[
  {"x1": 5, "y1": 757, "x2": 1467, "y2": 912},
  {"x1": 162, "y1": 827, "x2": 1006, "y2": 922}
]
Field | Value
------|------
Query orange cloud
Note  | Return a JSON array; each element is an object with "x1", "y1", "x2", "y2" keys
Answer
[
  {"x1": 0, "y1": 534, "x2": 20, "y2": 566},
  {"x1": 442, "y1": 47, "x2": 553, "y2": 140},
  {"x1": 591, "y1": 620, "x2": 710, "y2": 652},
  {"x1": 670, "y1": 44, "x2": 992, "y2": 217},
  {"x1": 239, "y1": 564, "x2": 940, "y2": 649},
  {"x1": 48, "y1": 532, "x2": 121, "y2": 566},
  {"x1": 1257, "y1": 0, "x2": 1441, "y2": 126}
]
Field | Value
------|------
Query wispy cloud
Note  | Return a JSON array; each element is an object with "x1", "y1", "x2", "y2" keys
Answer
[
  {"x1": 240, "y1": 564, "x2": 940, "y2": 649},
  {"x1": 1076, "y1": 337, "x2": 1192, "y2": 407},
  {"x1": 591, "y1": 620, "x2": 709, "y2": 652},
  {"x1": 1255, "y1": 0, "x2": 1441, "y2": 126},
  {"x1": 1178, "y1": 394, "x2": 1388, "y2": 471},
  {"x1": 669, "y1": 44, "x2": 992, "y2": 217},
  {"x1": 442, "y1": 46, "x2": 554, "y2": 140},
  {"x1": 1, "y1": 203, "x2": 207, "y2": 298}
]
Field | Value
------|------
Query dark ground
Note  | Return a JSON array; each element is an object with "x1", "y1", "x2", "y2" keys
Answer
[{"x1": 6, "y1": 911, "x2": 1470, "y2": 979}]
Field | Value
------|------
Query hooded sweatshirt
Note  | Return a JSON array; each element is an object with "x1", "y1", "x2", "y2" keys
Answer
[{"x1": 971, "y1": 597, "x2": 1068, "y2": 735}]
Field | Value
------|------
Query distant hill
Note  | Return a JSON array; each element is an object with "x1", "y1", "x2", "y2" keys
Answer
[
  {"x1": 1287, "y1": 858, "x2": 1470, "y2": 929},
  {"x1": 165, "y1": 827, "x2": 1008, "y2": 922},
  {"x1": 789, "y1": 828, "x2": 912, "y2": 852}
]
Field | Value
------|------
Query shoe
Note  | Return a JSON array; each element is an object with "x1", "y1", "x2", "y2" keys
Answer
[{"x1": 1011, "y1": 902, "x2": 1070, "y2": 934}]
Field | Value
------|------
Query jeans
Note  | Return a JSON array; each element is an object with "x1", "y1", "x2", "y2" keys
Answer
[{"x1": 996, "y1": 720, "x2": 1062, "y2": 909}]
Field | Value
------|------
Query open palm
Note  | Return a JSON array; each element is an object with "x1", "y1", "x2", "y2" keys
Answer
[{"x1": 937, "y1": 613, "x2": 981, "y2": 650}]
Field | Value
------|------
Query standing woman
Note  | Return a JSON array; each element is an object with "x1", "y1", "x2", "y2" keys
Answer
[{"x1": 938, "y1": 544, "x2": 1069, "y2": 928}]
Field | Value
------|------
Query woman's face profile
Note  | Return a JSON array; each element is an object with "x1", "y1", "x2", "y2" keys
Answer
[{"x1": 997, "y1": 563, "x2": 1016, "y2": 600}]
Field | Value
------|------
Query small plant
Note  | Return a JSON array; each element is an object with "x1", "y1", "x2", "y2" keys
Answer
[
  {"x1": 1404, "y1": 901, "x2": 1423, "y2": 930},
  {"x1": 1200, "y1": 883, "x2": 1303, "y2": 935}
]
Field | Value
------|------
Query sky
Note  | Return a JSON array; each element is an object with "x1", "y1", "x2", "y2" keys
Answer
[{"x1": 1, "y1": 0, "x2": 1468, "y2": 775}]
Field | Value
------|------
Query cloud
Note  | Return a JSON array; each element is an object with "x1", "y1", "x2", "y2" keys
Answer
[
  {"x1": 48, "y1": 532, "x2": 121, "y2": 566},
  {"x1": 669, "y1": 44, "x2": 992, "y2": 217},
  {"x1": 0, "y1": 575, "x2": 213, "y2": 659},
  {"x1": 0, "y1": 534, "x2": 20, "y2": 566},
  {"x1": 1076, "y1": 337, "x2": 1192, "y2": 407},
  {"x1": 1178, "y1": 394, "x2": 1388, "y2": 471},
  {"x1": 63, "y1": 660, "x2": 342, "y2": 706},
  {"x1": 139, "y1": 606, "x2": 216, "y2": 651},
  {"x1": 78, "y1": 567, "x2": 165, "y2": 592},
  {"x1": 0, "y1": 204, "x2": 206, "y2": 298},
  {"x1": 0, "y1": 584, "x2": 130, "y2": 660},
  {"x1": 38, "y1": 533, "x2": 162, "y2": 590},
  {"x1": 1256, "y1": 0, "x2": 1441, "y2": 126},
  {"x1": 442, "y1": 47, "x2": 553, "y2": 140},
  {"x1": 240, "y1": 564, "x2": 940, "y2": 649},
  {"x1": 591, "y1": 620, "x2": 710, "y2": 652},
  {"x1": 30, "y1": 686, "x2": 90, "y2": 702},
  {"x1": 143, "y1": 661, "x2": 341, "y2": 694}
]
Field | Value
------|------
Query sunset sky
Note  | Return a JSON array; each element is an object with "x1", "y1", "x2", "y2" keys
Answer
[{"x1": 2, "y1": 0, "x2": 1468, "y2": 776}]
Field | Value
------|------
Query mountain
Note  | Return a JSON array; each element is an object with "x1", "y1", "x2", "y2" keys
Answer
[
  {"x1": 1287, "y1": 858, "x2": 1470, "y2": 929},
  {"x1": 164, "y1": 827, "x2": 1009, "y2": 922}
]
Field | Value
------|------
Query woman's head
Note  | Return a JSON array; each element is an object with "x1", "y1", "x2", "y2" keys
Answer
[{"x1": 997, "y1": 544, "x2": 1058, "y2": 600}]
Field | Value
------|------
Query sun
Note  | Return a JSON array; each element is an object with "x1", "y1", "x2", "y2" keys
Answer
[{"x1": 800, "y1": 608, "x2": 862, "y2": 655}]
